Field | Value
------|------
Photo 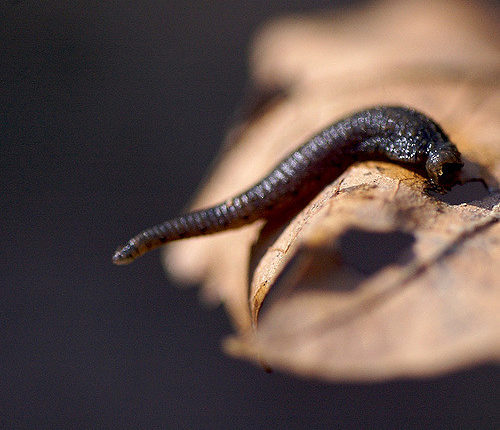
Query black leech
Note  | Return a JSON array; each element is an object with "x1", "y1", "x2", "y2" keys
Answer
[{"x1": 113, "y1": 106, "x2": 463, "y2": 265}]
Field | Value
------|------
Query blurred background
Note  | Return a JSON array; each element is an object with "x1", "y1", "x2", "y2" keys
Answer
[{"x1": 1, "y1": 1, "x2": 498, "y2": 428}]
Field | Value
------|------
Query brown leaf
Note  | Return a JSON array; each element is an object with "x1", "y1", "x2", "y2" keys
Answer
[{"x1": 165, "y1": 0, "x2": 500, "y2": 380}]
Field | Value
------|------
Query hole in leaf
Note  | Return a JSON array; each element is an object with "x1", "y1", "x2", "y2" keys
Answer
[
  {"x1": 338, "y1": 229, "x2": 415, "y2": 276},
  {"x1": 430, "y1": 180, "x2": 490, "y2": 205}
]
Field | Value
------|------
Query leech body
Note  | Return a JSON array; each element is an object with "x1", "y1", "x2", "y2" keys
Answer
[{"x1": 113, "y1": 106, "x2": 462, "y2": 265}]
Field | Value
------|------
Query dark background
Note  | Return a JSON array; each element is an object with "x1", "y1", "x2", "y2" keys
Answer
[{"x1": 1, "y1": 1, "x2": 498, "y2": 428}]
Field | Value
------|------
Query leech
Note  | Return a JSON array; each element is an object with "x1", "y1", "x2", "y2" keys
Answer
[{"x1": 113, "y1": 106, "x2": 463, "y2": 265}]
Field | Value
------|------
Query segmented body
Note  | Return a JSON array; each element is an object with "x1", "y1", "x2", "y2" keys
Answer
[{"x1": 113, "y1": 106, "x2": 462, "y2": 265}]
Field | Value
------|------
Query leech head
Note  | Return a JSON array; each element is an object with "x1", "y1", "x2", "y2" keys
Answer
[
  {"x1": 112, "y1": 241, "x2": 139, "y2": 265},
  {"x1": 425, "y1": 143, "x2": 463, "y2": 188}
]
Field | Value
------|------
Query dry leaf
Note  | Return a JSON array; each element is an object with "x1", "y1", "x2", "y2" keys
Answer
[{"x1": 165, "y1": 0, "x2": 500, "y2": 381}]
